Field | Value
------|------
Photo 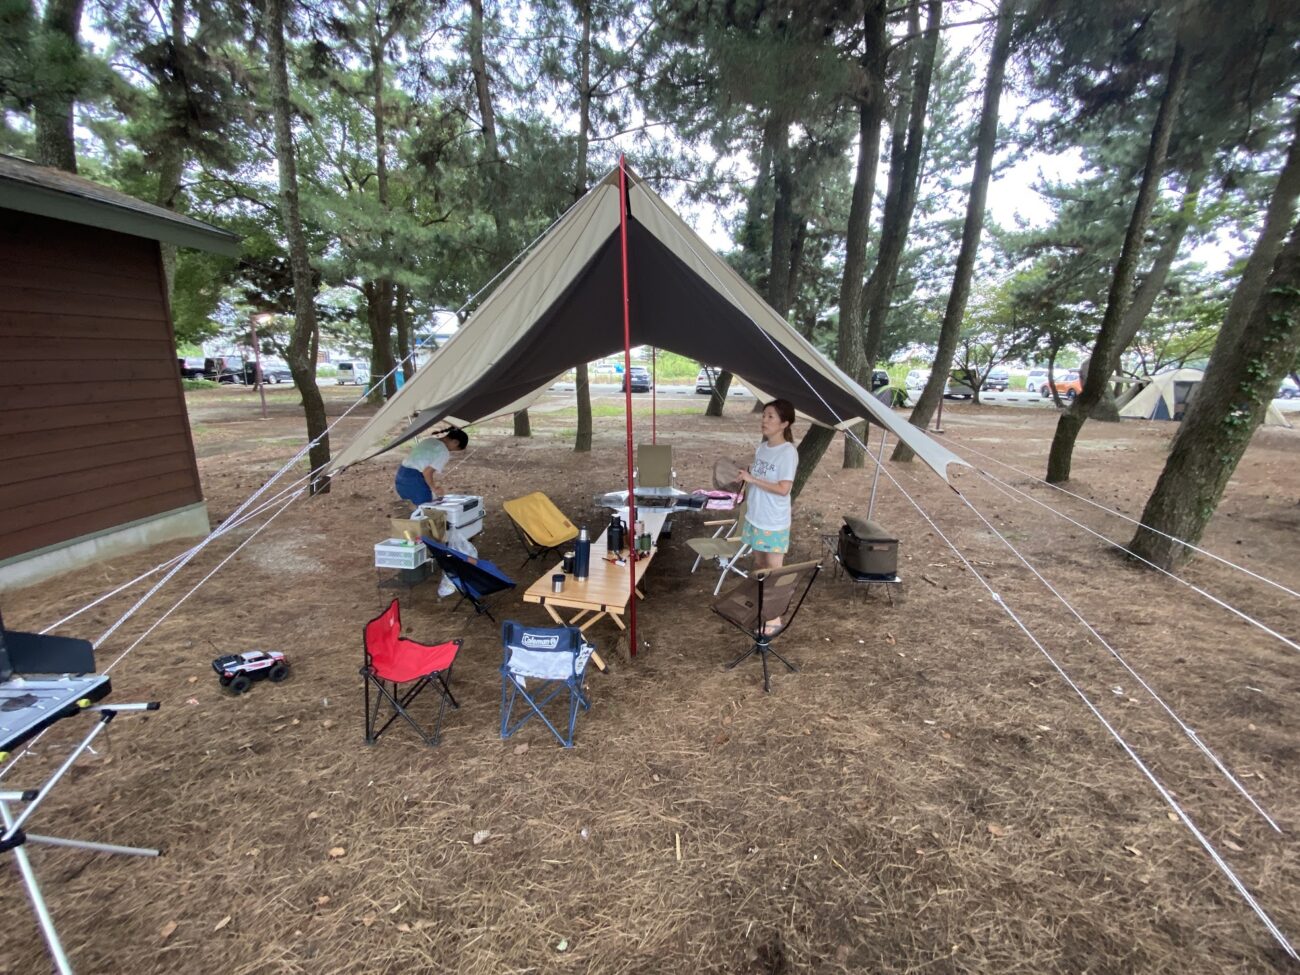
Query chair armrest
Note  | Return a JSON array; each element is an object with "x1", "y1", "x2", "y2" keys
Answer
[{"x1": 702, "y1": 517, "x2": 737, "y2": 527}]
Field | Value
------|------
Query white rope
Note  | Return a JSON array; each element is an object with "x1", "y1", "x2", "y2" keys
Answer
[
  {"x1": 968, "y1": 466, "x2": 1300, "y2": 655},
  {"x1": 874, "y1": 461, "x2": 1297, "y2": 961},
  {"x1": 957, "y1": 475, "x2": 1282, "y2": 832},
  {"x1": 2, "y1": 493, "x2": 303, "y2": 782},
  {"x1": 41, "y1": 183, "x2": 596, "y2": 643},
  {"x1": 633, "y1": 182, "x2": 1298, "y2": 958},
  {"x1": 101, "y1": 492, "x2": 302, "y2": 674},
  {"x1": 949, "y1": 436, "x2": 1300, "y2": 601},
  {"x1": 40, "y1": 474, "x2": 316, "y2": 636}
]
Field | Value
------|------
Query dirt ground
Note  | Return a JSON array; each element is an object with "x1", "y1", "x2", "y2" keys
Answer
[{"x1": 3, "y1": 384, "x2": 1298, "y2": 975}]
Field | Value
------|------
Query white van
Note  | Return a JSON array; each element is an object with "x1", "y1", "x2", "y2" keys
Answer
[{"x1": 336, "y1": 361, "x2": 370, "y2": 385}]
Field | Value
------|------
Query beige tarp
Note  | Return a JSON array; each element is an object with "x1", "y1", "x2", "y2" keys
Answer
[{"x1": 327, "y1": 167, "x2": 968, "y2": 481}]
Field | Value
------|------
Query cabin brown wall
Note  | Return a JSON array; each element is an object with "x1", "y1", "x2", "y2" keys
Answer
[{"x1": 0, "y1": 210, "x2": 204, "y2": 562}]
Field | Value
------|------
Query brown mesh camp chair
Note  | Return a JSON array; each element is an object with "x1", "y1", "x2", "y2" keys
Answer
[
  {"x1": 712, "y1": 559, "x2": 822, "y2": 692},
  {"x1": 686, "y1": 499, "x2": 751, "y2": 594}
]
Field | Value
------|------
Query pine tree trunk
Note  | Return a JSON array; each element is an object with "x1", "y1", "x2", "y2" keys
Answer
[
  {"x1": 1202, "y1": 112, "x2": 1300, "y2": 359},
  {"x1": 469, "y1": 0, "x2": 530, "y2": 437},
  {"x1": 33, "y1": 0, "x2": 83, "y2": 173},
  {"x1": 1090, "y1": 162, "x2": 1208, "y2": 420},
  {"x1": 895, "y1": 0, "x2": 1015, "y2": 463},
  {"x1": 792, "y1": 0, "x2": 888, "y2": 496},
  {"x1": 266, "y1": 0, "x2": 330, "y2": 491},
  {"x1": 1129, "y1": 218, "x2": 1300, "y2": 569},
  {"x1": 705, "y1": 370, "x2": 734, "y2": 417},
  {"x1": 395, "y1": 285, "x2": 413, "y2": 379},
  {"x1": 709, "y1": 112, "x2": 779, "y2": 420},
  {"x1": 1046, "y1": 40, "x2": 1189, "y2": 482},
  {"x1": 860, "y1": 0, "x2": 940, "y2": 372},
  {"x1": 573, "y1": 0, "x2": 594, "y2": 452}
]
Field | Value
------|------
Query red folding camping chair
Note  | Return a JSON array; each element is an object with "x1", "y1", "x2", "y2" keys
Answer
[{"x1": 362, "y1": 599, "x2": 461, "y2": 746}]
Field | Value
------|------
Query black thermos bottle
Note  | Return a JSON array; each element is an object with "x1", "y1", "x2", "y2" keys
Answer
[
  {"x1": 607, "y1": 514, "x2": 625, "y2": 554},
  {"x1": 574, "y1": 527, "x2": 591, "y2": 580}
]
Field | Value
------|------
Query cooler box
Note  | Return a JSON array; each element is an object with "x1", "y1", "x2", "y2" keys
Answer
[
  {"x1": 420, "y1": 494, "x2": 485, "y2": 541},
  {"x1": 837, "y1": 515, "x2": 898, "y2": 579}
]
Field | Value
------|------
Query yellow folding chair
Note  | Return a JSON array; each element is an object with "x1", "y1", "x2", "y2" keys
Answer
[{"x1": 502, "y1": 492, "x2": 580, "y2": 568}]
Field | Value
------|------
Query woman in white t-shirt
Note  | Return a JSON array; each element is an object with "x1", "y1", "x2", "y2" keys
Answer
[
  {"x1": 737, "y1": 399, "x2": 798, "y2": 633},
  {"x1": 394, "y1": 427, "x2": 468, "y2": 505}
]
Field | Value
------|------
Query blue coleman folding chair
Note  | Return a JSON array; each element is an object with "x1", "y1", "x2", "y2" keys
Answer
[
  {"x1": 499, "y1": 621, "x2": 596, "y2": 748},
  {"x1": 422, "y1": 537, "x2": 516, "y2": 622}
]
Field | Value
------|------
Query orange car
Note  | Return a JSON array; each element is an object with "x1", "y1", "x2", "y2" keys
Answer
[{"x1": 1039, "y1": 371, "x2": 1083, "y2": 401}]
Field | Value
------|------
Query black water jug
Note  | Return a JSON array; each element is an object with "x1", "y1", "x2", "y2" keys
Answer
[{"x1": 607, "y1": 514, "x2": 626, "y2": 554}]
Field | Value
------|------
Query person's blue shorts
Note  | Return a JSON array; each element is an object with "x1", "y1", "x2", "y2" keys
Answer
[
  {"x1": 395, "y1": 465, "x2": 433, "y2": 506},
  {"x1": 742, "y1": 519, "x2": 790, "y2": 554}
]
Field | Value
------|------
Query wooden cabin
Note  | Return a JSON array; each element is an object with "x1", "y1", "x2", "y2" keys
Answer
[{"x1": 0, "y1": 155, "x2": 240, "y2": 591}]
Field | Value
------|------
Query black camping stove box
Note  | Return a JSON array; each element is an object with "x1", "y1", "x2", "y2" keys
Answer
[{"x1": 837, "y1": 516, "x2": 899, "y2": 579}]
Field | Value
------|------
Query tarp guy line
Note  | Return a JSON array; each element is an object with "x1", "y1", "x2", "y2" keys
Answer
[
  {"x1": 44, "y1": 180, "x2": 600, "y2": 645},
  {"x1": 972, "y1": 467, "x2": 1300, "y2": 655},
  {"x1": 2, "y1": 493, "x2": 303, "y2": 782},
  {"x1": 635, "y1": 180, "x2": 1298, "y2": 959},
  {"x1": 874, "y1": 457, "x2": 1298, "y2": 961},
  {"x1": 959, "y1": 475, "x2": 1281, "y2": 833},
  {"x1": 949, "y1": 436, "x2": 1300, "y2": 602}
]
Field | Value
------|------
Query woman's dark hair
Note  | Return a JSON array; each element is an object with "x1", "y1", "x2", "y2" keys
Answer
[
  {"x1": 439, "y1": 427, "x2": 469, "y2": 450},
  {"x1": 764, "y1": 399, "x2": 796, "y2": 443}
]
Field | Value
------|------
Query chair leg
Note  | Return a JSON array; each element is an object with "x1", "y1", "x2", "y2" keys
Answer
[{"x1": 726, "y1": 639, "x2": 797, "y2": 694}]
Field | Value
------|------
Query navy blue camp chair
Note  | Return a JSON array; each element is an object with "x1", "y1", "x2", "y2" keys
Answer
[
  {"x1": 422, "y1": 538, "x2": 516, "y2": 622},
  {"x1": 499, "y1": 621, "x2": 596, "y2": 748}
]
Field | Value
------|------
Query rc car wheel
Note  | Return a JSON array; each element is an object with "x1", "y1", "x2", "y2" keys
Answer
[
  {"x1": 268, "y1": 663, "x2": 289, "y2": 682},
  {"x1": 229, "y1": 674, "x2": 252, "y2": 694},
  {"x1": 218, "y1": 674, "x2": 232, "y2": 687}
]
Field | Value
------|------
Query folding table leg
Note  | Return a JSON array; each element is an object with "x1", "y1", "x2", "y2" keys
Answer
[{"x1": 1, "y1": 798, "x2": 74, "y2": 975}]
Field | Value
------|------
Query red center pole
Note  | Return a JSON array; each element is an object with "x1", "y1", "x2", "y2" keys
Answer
[
  {"x1": 618, "y1": 155, "x2": 638, "y2": 657},
  {"x1": 651, "y1": 346, "x2": 657, "y2": 444}
]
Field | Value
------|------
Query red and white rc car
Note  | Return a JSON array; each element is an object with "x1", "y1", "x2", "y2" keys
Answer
[{"x1": 212, "y1": 650, "x2": 290, "y2": 694}]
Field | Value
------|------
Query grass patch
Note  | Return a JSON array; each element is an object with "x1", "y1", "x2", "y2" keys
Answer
[{"x1": 183, "y1": 379, "x2": 221, "y2": 390}]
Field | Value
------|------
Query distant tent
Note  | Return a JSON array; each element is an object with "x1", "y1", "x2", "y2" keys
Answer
[
  {"x1": 325, "y1": 165, "x2": 965, "y2": 482},
  {"x1": 1118, "y1": 368, "x2": 1290, "y2": 427}
]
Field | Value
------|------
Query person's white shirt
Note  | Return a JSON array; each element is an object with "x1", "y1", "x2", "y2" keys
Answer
[
  {"x1": 745, "y1": 440, "x2": 797, "y2": 530},
  {"x1": 402, "y1": 438, "x2": 449, "y2": 473}
]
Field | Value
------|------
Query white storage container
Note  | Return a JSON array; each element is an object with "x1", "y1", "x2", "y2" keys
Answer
[
  {"x1": 374, "y1": 538, "x2": 429, "y2": 570},
  {"x1": 419, "y1": 495, "x2": 485, "y2": 540}
]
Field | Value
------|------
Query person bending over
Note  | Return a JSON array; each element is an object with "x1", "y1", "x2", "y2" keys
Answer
[
  {"x1": 395, "y1": 427, "x2": 468, "y2": 506},
  {"x1": 737, "y1": 399, "x2": 797, "y2": 635}
]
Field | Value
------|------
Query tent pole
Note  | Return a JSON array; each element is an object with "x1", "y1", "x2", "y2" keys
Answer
[
  {"x1": 619, "y1": 154, "x2": 638, "y2": 658},
  {"x1": 867, "y1": 428, "x2": 887, "y2": 521},
  {"x1": 651, "y1": 347, "x2": 657, "y2": 444}
]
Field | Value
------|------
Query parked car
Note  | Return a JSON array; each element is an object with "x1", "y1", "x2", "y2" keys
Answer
[
  {"x1": 944, "y1": 370, "x2": 975, "y2": 399},
  {"x1": 1041, "y1": 371, "x2": 1083, "y2": 400},
  {"x1": 1277, "y1": 378, "x2": 1299, "y2": 399},
  {"x1": 870, "y1": 369, "x2": 890, "y2": 391},
  {"x1": 985, "y1": 368, "x2": 1010, "y2": 392},
  {"x1": 904, "y1": 368, "x2": 930, "y2": 390},
  {"x1": 336, "y1": 361, "x2": 370, "y2": 385},
  {"x1": 261, "y1": 360, "x2": 293, "y2": 383},
  {"x1": 177, "y1": 356, "x2": 207, "y2": 379},
  {"x1": 204, "y1": 355, "x2": 257, "y2": 384},
  {"x1": 1025, "y1": 368, "x2": 1050, "y2": 392},
  {"x1": 696, "y1": 366, "x2": 720, "y2": 394},
  {"x1": 622, "y1": 365, "x2": 652, "y2": 392}
]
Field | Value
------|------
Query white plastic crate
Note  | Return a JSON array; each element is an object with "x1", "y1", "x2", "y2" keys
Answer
[{"x1": 374, "y1": 538, "x2": 428, "y2": 570}]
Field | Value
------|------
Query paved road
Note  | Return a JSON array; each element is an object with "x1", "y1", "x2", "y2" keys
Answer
[{"x1": 548, "y1": 382, "x2": 752, "y2": 398}]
